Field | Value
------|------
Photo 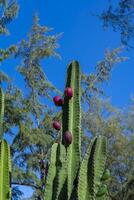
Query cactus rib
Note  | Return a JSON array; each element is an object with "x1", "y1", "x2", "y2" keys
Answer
[
  {"x1": 62, "y1": 61, "x2": 81, "y2": 199},
  {"x1": 0, "y1": 88, "x2": 4, "y2": 139},
  {"x1": 0, "y1": 140, "x2": 11, "y2": 200},
  {"x1": 44, "y1": 143, "x2": 67, "y2": 200},
  {"x1": 78, "y1": 137, "x2": 107, "y2": 200}
]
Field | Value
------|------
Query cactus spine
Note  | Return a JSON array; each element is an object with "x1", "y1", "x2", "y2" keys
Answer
[
  {"x1": 62, "y1": 61, "x2": 81, "y2": 198},
  {"x1": 0, "y1": 88, "x2": 11, "y2": 200},
  {"x1": 0, "y1": 140, "x2": 11, "y2": 200},
  {"x1": 0, "y1": 88, "x2": 4, "y2": 139},
  {"x1": 44, "y1": 61, "x2": 109, "y2": 200},
  {"x1": 44, "y1": 143, "x2": 67, "y2": 200},
  {"x1": 78, "y1": 137, "x2": 107, "y2": 200}
]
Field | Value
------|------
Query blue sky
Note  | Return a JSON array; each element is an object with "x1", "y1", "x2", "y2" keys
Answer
[
  {"x1": 1, "y1": 0, "x2": 134, "y2": 198},
  {"x1": 1, "y1": 0, "x2": 134, "y2": 108}
]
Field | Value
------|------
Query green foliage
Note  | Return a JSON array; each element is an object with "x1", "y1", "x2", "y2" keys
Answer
[
  {"x1": 81, "y1": 47, "x2": 127, "y2": 102},
  {"x1": 0, "y1": 45, "x2": 17, "y2": 62},
  {"x1": 9, "y1": 14, "x2": 61, "y2": 199},
  {"x1": 0, "y1": 0, "x2": 19, "y2": 35},
  {"x1": 113, "y1": 177, "x2": 134, "y2": 200},
  {"x1": 99, "y1": 0, "x2": 134, "y2": 47},
  {"x1": 17, "y1": 14, "x2": 61, "y2": 100},
  {"x1": 0, "y1": 1, "x2": 132, "y2": 199}
]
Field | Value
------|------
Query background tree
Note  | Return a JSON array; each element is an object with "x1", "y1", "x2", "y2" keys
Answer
[
  {"x1": 0, "y1": 2, "x2": 61, "y2": 199},
  {"x1": 9, "y1": 15, "x2": 61, "y2": 199},
  {"x1": 0, "y1": 1, "x2": 134, "y2": 200},
  {"x1": 81, "y1": 47, "x2": 134, "y2": 199},
  {"x1": 99, "y1": 0, "x2": 134, "y2": 47},
  {"x1": 0, "y1": 0, "x2": 22, "y2": 199}
]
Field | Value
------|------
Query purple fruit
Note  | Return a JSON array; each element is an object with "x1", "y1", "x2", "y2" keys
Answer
[
  {"x1": 65, "y1": 87, "x2": 73, "y2": 98},
  {"x1": 58, "y1": 98, "x2": 64, "y2": 106},
  {"x1": 53, "y1": 96, "x2": 60, "y2": 106},
  {"x1": 63, "y1": 131, "x2": 72, "y2": 145},
  {"x1": 53, "y1": 96, "x2": 64, "y2": 106},
  {"x1": 53, "y1": 121, "x2": 61, "y2": 130}
]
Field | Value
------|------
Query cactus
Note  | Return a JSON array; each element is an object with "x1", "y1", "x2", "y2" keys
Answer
[
  {"x1": 0, "y1": 88, "x2": 4, "y2": 139},
  {"x1": 62, "y1": 61, "x2": 81, "y2": 198},
  {"x1": 44, "y1": 143, "x2": 67, "y2": 200},
  {"x1": 78, "y1": 137, "x2": 107, "y2": 200},
  {"x1": 44, "y1": 61, "x2": 109, "y2": 200},
  {"x1": 0, "y1": 61, "x2": 109, "y2": 199},
  {"x1": 101, "y1": 169, "x2": 110, "y2": 181},
  {"x1": 0, "y1": 88, "x2": 12, "y2": 200},
  {"x1": 0, "y1": 140, "x2": 11, "y2": 200}
]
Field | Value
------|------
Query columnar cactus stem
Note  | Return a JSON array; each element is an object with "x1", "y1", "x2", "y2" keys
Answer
[
  {"x1": 0, "y1": 140, "x2": 11, "y2": 200},
  {"x1": 0, "y1": 88, "x2": 11, "y2": 200},
  {"x1": 0, "y1": 88, "x2": 4, "y2": 139},
  {"x1": 62, "y1": 61, "x2": 81, "y2": 198},
  {"x1": 44, "y1": 143, "x2": 67, "y2": 200},
  {"x1": 78, "y1": 137, "x2": 107, "y2": 200},
  {"x1": 44, "y1": 61, "x2": 108, "y2": 200}
]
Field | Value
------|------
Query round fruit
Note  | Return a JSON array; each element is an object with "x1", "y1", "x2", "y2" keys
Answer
[
  {"x1": 96, "y1": 184, "x2": 107, "y2": 197},
  {"x1": 57, "y1": 98, "x2": 64, "y2": 106},
  {"x1": 63, "y1": 131, "x2": 72, "y2": 145},
  {"x1": 53, "y1": 96, "x2": 60, "y2": 106},
  {"x1": 53, "y1": 121, "x2": 61, "y2": 130},
  {"x1": 101, "y1": 169, "x2": 110, "y2": 181},
  {"x1": 65, "y1": 87, "x2": 73, "y2": 98}
]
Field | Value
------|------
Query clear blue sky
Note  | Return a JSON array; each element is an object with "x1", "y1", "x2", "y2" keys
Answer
[{"x1": 1, "y1": 0, "x2": 134, "y2": 198}]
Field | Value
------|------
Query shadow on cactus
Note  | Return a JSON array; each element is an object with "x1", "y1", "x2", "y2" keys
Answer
[
  {"x1": 44, "y1": 61, "x2": 110, "y2": 200},
  {"x1": 0, "y1": 61, "x2": 110, "y2": 200},
  {"x1": 0, "y1": 88, "x2": 12, "y2": 200}
]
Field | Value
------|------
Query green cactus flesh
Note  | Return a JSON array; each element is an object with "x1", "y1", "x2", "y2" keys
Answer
[
  {"x1": 44, "y1": 61, "x2": 108, "y2": 200},
  {"x1": 0, "y1": 88, "x2": 4, "y2": 139},
  {"x1": 44, "y1": 143, "x2": 67, "y2": 200},
  {"x1": 62, "y1": 61, "x2": 81, "y2": 198},
  {"x1": 78, "y1": 136, "x2": 107, "y2": 200},
  {"x1": 101, "y1": 169, "x2": 110, "y2": 181},
  {"x1": 96, "y1": 184, "x2": 107, "y2": 197},
  {"x1": 0, "y1": 140, "x2": 11, "y2": 200}
]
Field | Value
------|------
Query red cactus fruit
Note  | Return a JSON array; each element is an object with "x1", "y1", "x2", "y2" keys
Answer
[
  {"x1": 65, "y1": 87, "x2": 73, "y2": 98},
  {"x1": 58, "y1": 98, "x2": 64, "y2": 106},
  {"x1": 63, "y1": 131, "x2": 72, "y2": 145},
  {"x1": 53, "y1": 96, "x2": 64, "y2": 106},
  {"x1": 53, "y1": 121, "x2": 61, "y2": 130},
  {"x1": 53, "y1": 96, "x2": 60, "y2": 106}
]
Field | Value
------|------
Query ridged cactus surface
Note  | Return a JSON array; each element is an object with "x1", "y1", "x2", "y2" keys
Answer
[
  {"x1": 0, "y1": 140, "x2": 11, "y2": 200},
  {"x1": 0, "y1": 61, "x2": 109, "y2": 200},
  {"x1": 0, "y1": 88, "x2": 11, "y2": 200},
  {"x1": 78, "y1": 137, "x2": 107, "y2": 200},
  {"x1": 62, "y1": 61, "x2": 81, "y2": 198},
  {"x1": 0, "y1": 88, "x2": 4, "y2": 139},
  {"x1": 44, "y1": 61, "x2": 108, "y2": 200},
  {"x1": 44, "y1": 143, "x2": 67, "y2": 200}
]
